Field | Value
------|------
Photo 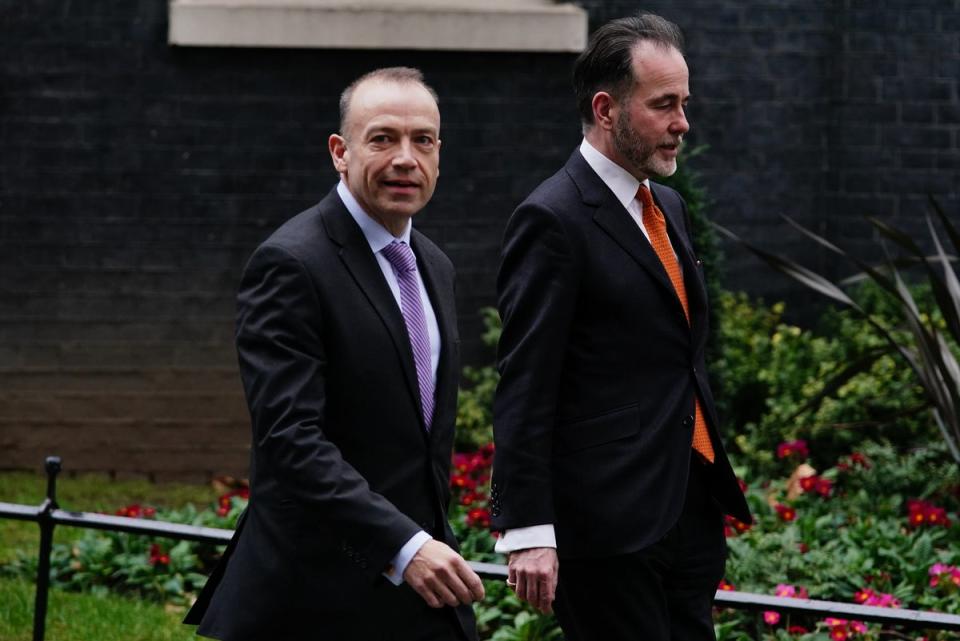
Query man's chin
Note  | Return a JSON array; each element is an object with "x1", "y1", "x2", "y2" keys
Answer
[{"x1": 646, "y1": 159, "x2": 679, "y2": 178}]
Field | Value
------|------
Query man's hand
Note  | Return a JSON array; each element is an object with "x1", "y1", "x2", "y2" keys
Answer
[
  {"x1": 507, "y1": 547, "x2": 559, "y2": 614},
  {"x1": 403, "y1": 540, "x2": 485, "y2": 608}
]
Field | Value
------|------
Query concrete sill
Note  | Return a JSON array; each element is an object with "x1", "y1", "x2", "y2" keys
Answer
[{"x1": 168, "y1": 0, "x2": 588, "y2": 52}]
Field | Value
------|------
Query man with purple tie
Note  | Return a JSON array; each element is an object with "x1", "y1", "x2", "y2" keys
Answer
[{"x1": 185, "y1": 67, "x2": 482, "y2": 641}]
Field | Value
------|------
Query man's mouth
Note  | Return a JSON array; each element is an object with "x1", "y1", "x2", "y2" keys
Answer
[
  {"x1": 658, "y1": 141, "x2": 682, "y2": 155},
  {"x1": 383, "y1": 179, "x2": 419, "y2": 189}
]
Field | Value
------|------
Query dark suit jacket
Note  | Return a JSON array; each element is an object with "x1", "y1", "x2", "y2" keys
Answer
[
  {"x1": 490, "y1": 150, "x2": 750, "y2": 560},
  {"x1": 185, "y1": 187, "x2": 477, "y2": 641}
]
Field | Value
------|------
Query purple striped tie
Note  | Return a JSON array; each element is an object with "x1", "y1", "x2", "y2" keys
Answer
[{"x1": 381, "y1": 241, "x2": 434, "y2": 430}]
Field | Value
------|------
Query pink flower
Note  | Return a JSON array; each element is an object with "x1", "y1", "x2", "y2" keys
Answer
[
  {"x1": 855, "y1": 588, "x2": 900, "y2": 608},
  {"x1": 929, "y1": 564, "x2": 960, "y2": 590},
  {"x1": 777, "y1": 440, "x2": 809, "y2": 459},
  {"x1": 850, "y1": 621, "x2": 868, "y2": 633},
  {"x1": 763, "y1": 611, "x2": 781, "y2": 625},
  {"x1": 775, "y1": 584, "x2": 796, "y2": 598}
]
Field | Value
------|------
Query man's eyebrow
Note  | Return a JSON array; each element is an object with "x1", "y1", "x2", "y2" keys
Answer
[{"x1": 647, "y1": 92, "x2": 689, "y2": 103}]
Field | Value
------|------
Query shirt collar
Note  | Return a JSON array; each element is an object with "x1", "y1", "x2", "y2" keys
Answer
[
  {"x1": 579, "y1": 138, "x2": 650, "y2": 210},
  {"x1": 337, "y1": 180, "x2": 412, "y2": 254}
]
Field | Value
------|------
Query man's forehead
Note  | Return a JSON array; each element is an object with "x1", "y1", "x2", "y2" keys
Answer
[
  {"x1": 628, "y1": 41, "x2": 689, "y2": 92},
  {"x1": 346, "y1": 80, "x2": 440, "y2": 131}
]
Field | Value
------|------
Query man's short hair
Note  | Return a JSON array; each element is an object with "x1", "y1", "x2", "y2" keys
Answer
[
  {"x1": 572, "y1": 13, "x2": 685, "y2": 127},
  {"x1": 339, "y1": 67, "x2": 439, "y2": 137}
]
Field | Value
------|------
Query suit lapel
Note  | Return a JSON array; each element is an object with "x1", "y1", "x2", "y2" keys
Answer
[
  {"x1": 567, "y1": 151, "x2": 688, "y2": 325},
  {"x1": 319, "y1": 190, "x2": 424, "y2": 425}
]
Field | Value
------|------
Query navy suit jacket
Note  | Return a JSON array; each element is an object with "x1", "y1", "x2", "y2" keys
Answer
[
  {"x1": 185, "y1": 187, "x2": 477, "y2": 641},
  {"x1": 490, "y1": 149, "x2": 750, "y2": 559}
]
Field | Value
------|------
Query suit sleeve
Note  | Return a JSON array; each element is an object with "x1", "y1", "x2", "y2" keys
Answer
[
  {"x1": 236, "y1": 243, "x2": 421, "y2": 581},
  {"x1": 491, "y1": 202, "x2": 579, "y2": 531}
]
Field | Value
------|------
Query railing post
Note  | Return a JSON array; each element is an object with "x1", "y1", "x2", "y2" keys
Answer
[{"x1": 33, "y1": 456, "x2": 61, "y2": 641}]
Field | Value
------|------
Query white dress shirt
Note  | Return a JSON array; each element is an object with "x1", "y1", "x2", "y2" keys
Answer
[{"x1": 337, "y1": 180, "x2": 437, "y2": 583}]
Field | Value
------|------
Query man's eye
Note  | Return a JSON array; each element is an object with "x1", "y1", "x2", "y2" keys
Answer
[
  {"x1": 370, "y1": 134, "x2": 390, "y2": 143},
  {"x1": 415, "y1": 136, "x2": 435, "y2": 145}
]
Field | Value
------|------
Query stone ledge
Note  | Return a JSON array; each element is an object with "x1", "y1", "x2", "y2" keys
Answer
[{"x1": 168, "y1": 0, "x2": 587, "y2": 52}]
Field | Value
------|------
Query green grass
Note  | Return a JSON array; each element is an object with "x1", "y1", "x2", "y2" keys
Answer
[
  {"x1": 0, "y1": 472, "x2": 219, "y2": 565},
  {"x1": 0, "y1": 576, "x2": 196, "y2": 641},
  {"x1": 0, "y1": 473, "x2": 217, "y2": 640}
]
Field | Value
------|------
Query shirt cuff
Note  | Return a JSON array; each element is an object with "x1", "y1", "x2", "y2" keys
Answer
[
  {"x1": 494, "y1": 524, "x2": 556, "y2": 553},
  {"x1": 383, "y1": 530, "x2": 432, "y2": 586}
]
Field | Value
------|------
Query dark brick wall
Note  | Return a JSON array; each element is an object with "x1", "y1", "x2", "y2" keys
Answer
[{"x1": 1, "y1": 1, "x2": 957, "y2": 477}]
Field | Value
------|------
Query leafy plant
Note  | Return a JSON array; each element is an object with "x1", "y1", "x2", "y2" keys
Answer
[
  {"x1": 456, "y1": 307, "x2": 501, "y2": 450},
  {"x1": 712, "y1": 288, "x2": 930, "y2": 478},
  {"x1": 714, "y1": 199, "x2": 960, "y2": 468}
]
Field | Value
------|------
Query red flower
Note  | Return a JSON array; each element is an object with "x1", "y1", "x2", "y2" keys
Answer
[
  {"x1": 788, "y1": 625, "x2": 808, "y2": 634},
  {"x1": 815, "y1": 477, "x2": 833, "y2": 497},
  {"x1": 718, "y1": 578, "x2": 735, "y2": 591},
  {"x1": 143, "y1": 507, "x2": 156, "y2": 518},
  {"x1": 450, "y1": 474, "x2": 477, "y2": 492},
  {"x1": 466, "y1": 508, "x2": 490, "y2": 528},
  {"x1": 724, "y1": 514, "x2": 751, "y2": 535},
  {"x1": 849, "y1": 452, "x2": 871, "y2": 468},
  {"x1": 116, "y1": 504, "x2": 142, "y2": 518},
  {"x1": 798, "y1": 542, "x2": 810, "y2": 554},
  {"x1": 737, "y1": 477, "x2": 749, "y2": 493},
  {"x1": 797, "y1": 475, "x2": 832, "y2": 498},
  {"x1": 907, "y1": 499, "x2": 952, "y2": 529},
  {"x1": 148, "y1": 543, "x2": 170, "y2": 566},
  {"x1": 775, "y1": 503, "x2": 797, "y2": 522},
  {"x1": 216, "y1": 506, "x2": 230, "y2": 517}
]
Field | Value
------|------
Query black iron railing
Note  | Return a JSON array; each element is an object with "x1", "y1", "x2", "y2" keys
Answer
[{"x1": 2, "y1": 456, "x2": 959, "y2": 641}]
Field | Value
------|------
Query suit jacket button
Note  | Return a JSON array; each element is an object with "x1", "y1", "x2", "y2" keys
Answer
[{"x1": 682, "y1": 415, "x2": 694, "y2": 428}]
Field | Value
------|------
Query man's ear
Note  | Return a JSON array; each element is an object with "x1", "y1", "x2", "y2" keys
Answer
[
  {"x1": 328, "y1": 134, "x2": 348, "y2": 174},
  {"x1": 592, "y1": 92, "x2": 617, "y2": 131}
]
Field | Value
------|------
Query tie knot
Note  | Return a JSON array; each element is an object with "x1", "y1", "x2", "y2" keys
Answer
[
  {"x1": 381, "y1": 241, "x2": 417, "y2": 273},
  {"x1": 635, "y1": 184, "x2": 655, "y2": 211}
]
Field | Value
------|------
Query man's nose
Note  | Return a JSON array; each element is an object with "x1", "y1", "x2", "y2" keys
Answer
[
  {"x1": 392, "y1": 139, "x2": 417, "y2": 168},
  {"x1": 670, "y1": 107, "x2": 690, "y2": 135}
]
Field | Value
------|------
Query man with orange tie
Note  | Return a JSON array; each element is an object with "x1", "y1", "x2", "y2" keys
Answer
[{"x1": 490, "y1": 13, "x2": 751, "y2": 641}]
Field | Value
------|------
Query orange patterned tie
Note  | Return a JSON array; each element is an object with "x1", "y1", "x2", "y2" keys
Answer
[{"x1": 636, "y1": 184, "x2": 715, "y2": 463}]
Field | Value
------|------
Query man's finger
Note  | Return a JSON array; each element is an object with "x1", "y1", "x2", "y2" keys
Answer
[
  {"x1": 428, "y1": 577, "x2": 461, "y2": 608},
  {"x1": 519, "y1": 570, "x2": 540, "y2": 607},
  {"x1": 410, "y1": 579, "x2": 442, "y2": 608},
  {"x1": 456, "y1": 562, "x2": 485, "y2": 601},
  {"x1": 443, "y1": 570, "x2": 473, "y2": 605}
]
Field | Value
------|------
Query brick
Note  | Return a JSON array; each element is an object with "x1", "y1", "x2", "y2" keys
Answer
[
  {"x1": 938, "y1": 103, "x2": 960, "y2": 124},
  {"x1": 901, "y1": 103, "x2": 937, "y2": 124},
  {"x1": 882, "y1": 126, "x2": 955, "y2": 149},
  {"x1": 883, "y1": 79, "x2": 954, "y2": 102}
]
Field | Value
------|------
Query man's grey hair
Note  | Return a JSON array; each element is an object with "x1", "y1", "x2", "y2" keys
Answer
[
  {"x1": 338, "y1": 67, "x2": 439, "y2": 137},
  {"x1": 572, "y1": 13, "x2": 685, "y2": 128}
]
